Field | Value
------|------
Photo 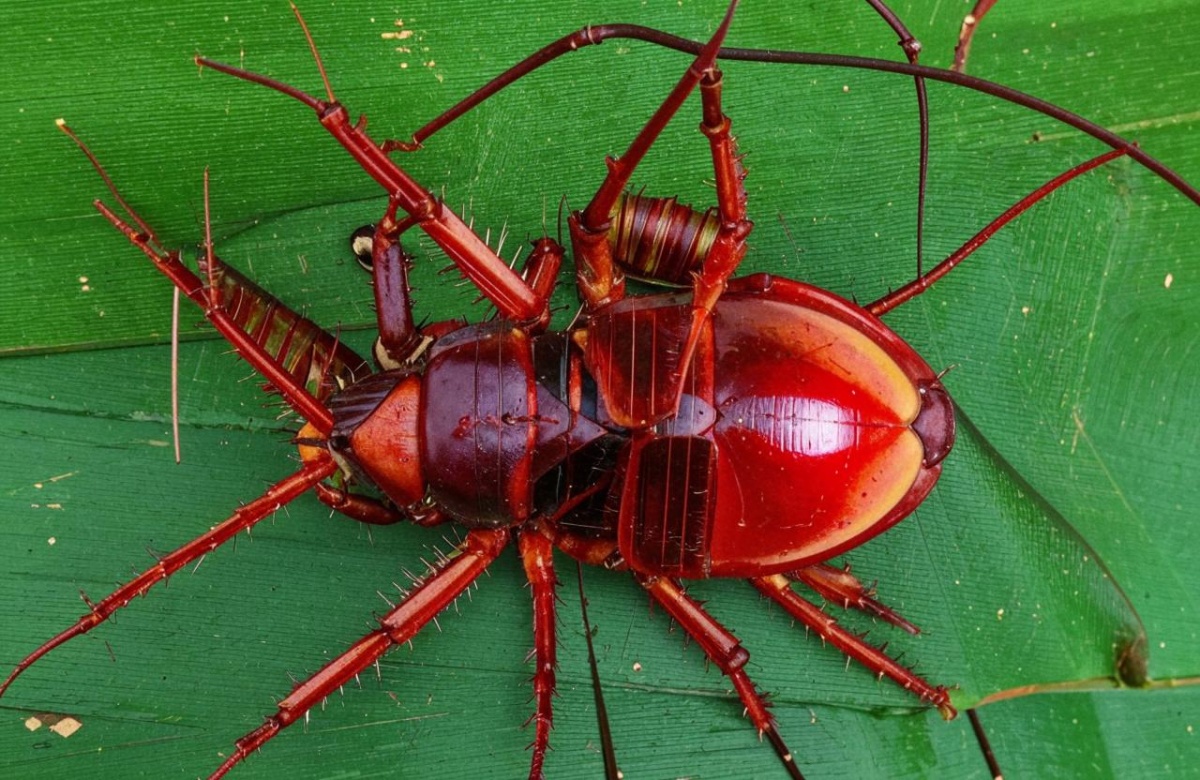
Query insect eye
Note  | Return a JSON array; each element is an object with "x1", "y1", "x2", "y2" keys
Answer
[{"x1": 349, "y1": 225, "x2": 375, "y2": 271}]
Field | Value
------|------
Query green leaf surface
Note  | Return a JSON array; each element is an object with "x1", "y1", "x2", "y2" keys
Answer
[{"x1": 1, "y1": 1, "x2": 1197, "y2": 779}]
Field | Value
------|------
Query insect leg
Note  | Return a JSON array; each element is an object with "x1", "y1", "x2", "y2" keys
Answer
[
  {"x1": 788, "y1": 563, "x2": 920, "y2": 635},
  {"x1": 569, "y1": 1, "x2": 738, "y2": 311},
  {"x1": 519, "y1": 528, "x2": 559, "y2": 780},
  {"x1": 662, "y1": 65, "x2": 753, "y2": 393},
  {"x1": 750, "y1": 574, "x2": 955, "y2": 719},
  {"x1": 867, "y1": 148, "x2": 1129, "y2": 316},
  {"x1": 196, "y1": 8, "x2": 551, "y2": 328},
  {"x1": 312, "y1": 483, "x2": 406, "y2": 525},
  {"x1": 370, "y1": 199, "x2": 423, "y2": 367},
  {"x1": 58, "y1": 121, "x2": 360, "y2": 432},
  {"x1": 0, "y1": 455, "x2": 336, "y2": 700},
  {"x1": 637, "y1": 574, "x2": 806, "y2": 780},
  {"x1": 207, "y1": 528, "x2": 510, "y2": 780}
]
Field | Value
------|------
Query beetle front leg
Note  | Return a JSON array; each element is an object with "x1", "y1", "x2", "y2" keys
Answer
[
  {"x1": 196, "y1": 8, "x2": 554, "y2": 329},
  {"x1": 637, "y1": 574, "x2": 805, "y2": 780},
  {"x1": 368, "y1": 199, "x2": 424, "y2": 367},
  {"x1": 674, "y1": 66, "x2": 753, "y2": 374},
  {"x1": 569, "y1": 2, "x2": 737, "y2": 312}
]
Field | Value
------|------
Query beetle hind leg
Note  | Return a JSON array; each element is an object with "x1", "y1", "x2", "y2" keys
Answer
[
  {"x1": 788, "y1": 562, "x2": 921, "y2": 635},
  {"x1": 751, "y1": 574, "x2": 955, "y2": 719},
  {"x1": 638, "y1": 574, "x2": 806, "y2": 780}
]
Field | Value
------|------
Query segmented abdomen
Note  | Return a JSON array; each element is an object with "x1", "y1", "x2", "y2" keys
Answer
[
  {"x1": 609, "y1": 192, "x2": 721, "y2": 286},
  {"x1": 204, "y1": 258, "x2": 370, "y2": 402}
]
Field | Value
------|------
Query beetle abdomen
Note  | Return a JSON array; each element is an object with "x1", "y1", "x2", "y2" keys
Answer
[
  {"x1": 610, "y1": 192, "x2": 721, "y2": 286},
  {"x1": 617, "y1": 275, "x2": 953, "y2": 578}
]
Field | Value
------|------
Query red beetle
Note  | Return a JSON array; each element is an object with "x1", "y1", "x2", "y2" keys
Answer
[{"x1": 4, "y1": 2, "x2": 1196, "y2": 778}]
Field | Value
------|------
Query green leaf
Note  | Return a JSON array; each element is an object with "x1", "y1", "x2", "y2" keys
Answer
[{"x1": 1, "y1": 1, "x2": 1197, "y2": 779}]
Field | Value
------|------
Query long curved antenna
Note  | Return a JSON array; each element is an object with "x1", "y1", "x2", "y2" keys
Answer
[
  {"x1": 289, "y1": 1, "x2": 336, "y2": 104},
  {"x1": 393, "y1": 27, "x2": 1200, "y2": 209},
  {"x1": 867, "y1": 147, "x2": 1127, "y2": 315},
  {"x1": 864, "y1": 0, "x2": 930, "y2": 276}
]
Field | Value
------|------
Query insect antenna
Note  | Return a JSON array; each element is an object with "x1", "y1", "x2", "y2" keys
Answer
[
  {"x1": 867, "y1": 148, "x2": 1128, "y2": 316},
  {"x1": 171, "y1": 286, "x2": 182, "y2": 463},
  {"x1": 396, "y1": 25, "x2": 1200, "y2": 208},
  {"x1": 56, "y1": 119, "x2": 159, "y2": 249},
  {"x1": 864, "y1": 0, "x2": 930, "y2": 277},
  {"x1": 289, "y1": 2, "x2": 337, "y2": 105}
]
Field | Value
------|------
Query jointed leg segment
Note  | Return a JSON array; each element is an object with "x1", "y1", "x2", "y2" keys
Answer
[
  {"x1": 638, "y1": 574, "x2": 806, "y2": 780},
  {"x1": 209, "y1": 528, "x2": 510, "y2": 779}
]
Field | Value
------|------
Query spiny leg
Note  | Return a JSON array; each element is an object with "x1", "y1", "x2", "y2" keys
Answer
[
  {"x1": 867, "y1": 148, "x2": 1128, "y2": 315},
  {"x1": 637, "y1": 574, "x2": 805, "y2": 780},
  {"x1": 58, "y1": 121, "x2": 354, "y2": 432},
  {"x1": 789, "y1": 562, "x2": 920, "y2": 635},
  {"x1": 208, "y1": 528, "x2": 510, "y2": 780},
  {"x1": 195, "y1": 6, "x2": 550, "y2": 327},
  {"x1": 750, "y1": 574, "x2": 955, "y2": 719},
  {"x1": 0, "y1": 455, "x2": 336, "y2": 699},
  {"x1": 519, "y1": 528, "x2": 559, "y2": 780},
  {"x1": 569, "y1": 1, "x2": 739, "y2": 311}
]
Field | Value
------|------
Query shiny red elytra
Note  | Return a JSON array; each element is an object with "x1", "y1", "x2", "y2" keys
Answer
[{"x1": 5, "y1": 2, "x2": 1199, "y2": 779}]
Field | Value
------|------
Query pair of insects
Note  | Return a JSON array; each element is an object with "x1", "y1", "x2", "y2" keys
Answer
[{"x1": 2, "y1": 1, "x2": 1195, "y2": 778}]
